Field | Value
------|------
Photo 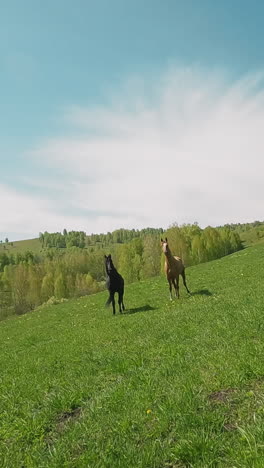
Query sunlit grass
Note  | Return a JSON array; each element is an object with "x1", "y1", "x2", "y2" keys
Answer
[
  {"x1": 1, "y1": 244, "x2": 264, "y2": 467},
  {"x1": 0, "y1": 237, "x2": 40, "y2": 254}
]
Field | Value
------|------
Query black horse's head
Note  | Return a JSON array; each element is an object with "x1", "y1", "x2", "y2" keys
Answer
[{"x1": 104, "y1": 254, "x2": 114, "y2": 274}]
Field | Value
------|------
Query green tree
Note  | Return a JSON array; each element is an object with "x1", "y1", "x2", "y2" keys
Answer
[
  {"x1": 54, "y1": 273, "x2": 68, "y2": 299},
  {"x1": 119, "y1": 242, "x2": 143, "y2": 284},
  {"x1": 191, "y1": 235, "x2": 207, "y2": 264},
  {"x1": 12, "y1": 264, "x2": 30, "y2": 314},
  {"x1": 41, "y1": 273, "x2": 54, "y2": 301},
  {"x1": 2, "y1": 265, "x2": 12, "y2": 290},
  {"x1": 203, "y1": 227, "x2": 221, "y2": 261},
  {"x1": 39, "y1": 232, "x2": 44, "y2": 248},
  {"x1": 141, "y1": 235, "x2": 161, "y2": 278},
  {"x1": 75, "y1": 273, "x2": 88, "y2": 296},
  {"x1": 27, "y1": 266, "x2": 42, "y2": 309},
  {"x1": 0, "y1": 253, "x2": 10, "y2": 272},
  {"x1": 230, "y1": 232, "x2": 242, "y2": 252},
  {"x1": 86, "y1": 273, "x2": 97, "y2": 294},
  {"x1": 219, "y1": 229, "x2": 232, "y2": 256}
]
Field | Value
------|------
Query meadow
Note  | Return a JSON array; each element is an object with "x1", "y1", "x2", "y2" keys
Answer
[
  {"x1": 1, "y1": 243, "x2": 264, "y2": 467},
  {"x1": 0, "y1": 224, "x2": 243, "y2": 319},
  {"x1": 0, "y1": 238, "x2": 40, "y2": 254}
]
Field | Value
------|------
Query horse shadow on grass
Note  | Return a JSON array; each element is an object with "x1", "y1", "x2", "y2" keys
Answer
[
  {"x1": 125, "y1": 304, "x2": 157, "y2": 315},
  {"x1": 190, "y1": 289, "x2": 213, "y2": 297}
]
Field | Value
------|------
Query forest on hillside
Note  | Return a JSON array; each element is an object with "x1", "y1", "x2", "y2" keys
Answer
[
  {"x1": 38, "y1": 227, "x2": 164, "y2": 249},
  {"x1": 0, "y1": 223, "x2": 243, "y2": 319},
  {"x1": 221, "y1": 221, "x2": 264, "y2": 245}
]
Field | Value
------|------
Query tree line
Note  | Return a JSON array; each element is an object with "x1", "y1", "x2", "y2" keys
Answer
[
  {"x1": 0, "y1": 223, "x2": 242, "y2": 319},
  {"x1": 222, "y1": 221, "x2": 264, "y2": 245},
  {"x1": 38, "y1": 227, "x2": 164, "y2": 249},
  {"x1": 39, "y1": 230, "x2": 86, "y2": 249}
]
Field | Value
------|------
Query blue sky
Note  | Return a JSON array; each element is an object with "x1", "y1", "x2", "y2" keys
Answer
[{"x1": 1, "y1": 1, "x2": 264, "y2": 240}]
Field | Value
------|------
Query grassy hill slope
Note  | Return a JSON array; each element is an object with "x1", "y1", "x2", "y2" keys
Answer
[
  {"x1": 0, "y1": 237, "x2": 40, "y2": 254},
  {"x1": 1, "y1": 244, "x2": 264, "y2": 467},
  {"x1": 239, "y1": 227, "x2": 264, "y2": 247}
]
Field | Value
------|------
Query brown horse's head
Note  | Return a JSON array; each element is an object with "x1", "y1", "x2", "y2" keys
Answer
[{"x1": 160, "y1": 237, "x2": 169, "y2": 254}]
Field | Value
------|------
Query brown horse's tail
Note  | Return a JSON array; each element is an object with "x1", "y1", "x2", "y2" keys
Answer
[{"x1": 181, "y1": 268, "x2": 191, "y2": 294}]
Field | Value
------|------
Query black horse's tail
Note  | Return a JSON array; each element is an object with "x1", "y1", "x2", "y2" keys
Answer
[{"x1": 105, "y1": 295, "x2": 112, "y2": 307}]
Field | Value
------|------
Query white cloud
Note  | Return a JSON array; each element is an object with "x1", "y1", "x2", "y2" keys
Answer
[
  {"x1": 3, "y1": 67, "x2": 264, "y2": 239},
  {"x1": 0, "y1": 184, "x2": 89, "y2": 241}
]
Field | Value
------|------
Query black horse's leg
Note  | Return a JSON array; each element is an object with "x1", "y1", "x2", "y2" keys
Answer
[
  {"x1": 111, "y1": 292, "x2": 116, "y2": 315},
  {"x1": 120, "y1": 292, "x2": 125, "y2": 312},
  {"x1": 118, "y1": 292, "x2": 123, "y2": 314},
  {"x1": 181, "y1": 269, "x2": 191, "y2": 294}
]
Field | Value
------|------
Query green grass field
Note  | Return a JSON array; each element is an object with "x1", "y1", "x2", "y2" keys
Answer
[{"x1": 1, "y1": 244, "x2": 264, "y2": 467}]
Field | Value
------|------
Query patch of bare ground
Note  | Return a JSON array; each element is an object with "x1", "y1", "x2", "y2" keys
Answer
[
  {"x1": 56, "y1": 407, "x2": 82, "y2": 432},
  {"x1": 208, "y1": 388, "x2": 237, "y2": 403},
  {"x1": 163, "y1": 463, "x2": 187, "y2": 468},
  {"x1": 45, "y1": 407, "x2": 82, "y2": 445}
]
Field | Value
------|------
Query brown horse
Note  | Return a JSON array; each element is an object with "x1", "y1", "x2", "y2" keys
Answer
[{"x1": 161, "y1": 237, "x2": 191, "y2": 300}]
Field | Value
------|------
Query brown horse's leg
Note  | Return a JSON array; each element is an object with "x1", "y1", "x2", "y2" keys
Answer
[
  {"x1": 173, "y1": 276, "x2": 180, "y2": 299},
  {"x1": 168, "y1": 279, "x2": 173, "y2": 301},
  {"x1": 181, "y1": 269, "x2": 191, "y2": 294},
  {"x1": 176, "y1": 277, "x2": 180, "y2": 299}
]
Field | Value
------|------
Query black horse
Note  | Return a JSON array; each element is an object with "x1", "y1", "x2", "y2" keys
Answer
[{"x1": 104, "y1": 254, "x2": 125, "y2": 315}]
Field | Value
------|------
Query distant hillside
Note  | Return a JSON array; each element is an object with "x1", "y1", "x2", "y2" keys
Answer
[
  {"x1": 1, "y1": 220, "x2": 264, "y2": 255},
  {"x1": 0, "y1": 227, "x2": 164, "y2": 255},
  {"x1": 0, "y1": 238, "x2": 40, "y2": 254},
  {"x1": 221, "y1": 221, "x2": 264, "y2": 246}
]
